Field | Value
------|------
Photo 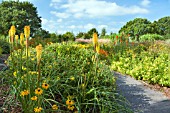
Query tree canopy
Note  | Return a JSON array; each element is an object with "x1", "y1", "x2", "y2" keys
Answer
[
  {"x1": 119, "y1": 18, "x2": 152, "y2": 37},
  {"x1": 119, "y1": 17, "x2": 170, "y2": 37},
  {"x1": 0, "y1": 1, "x2": 41, "y2": 36}
]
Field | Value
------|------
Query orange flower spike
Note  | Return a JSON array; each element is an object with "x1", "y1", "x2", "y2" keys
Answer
[
  {"x1": 116, "y1": 36, "x2": 119, "y2": 40},
  {"x1": 24, "y1": 26, "x2": 30, "y2": 38}
]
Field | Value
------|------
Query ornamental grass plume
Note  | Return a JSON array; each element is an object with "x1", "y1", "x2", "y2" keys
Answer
[
  {"x1": 36, "y1": 44, "x2": 43, "y2": 64},
  {"x1": 24, "y1": 26, "x2": 30, "y2": 39}
]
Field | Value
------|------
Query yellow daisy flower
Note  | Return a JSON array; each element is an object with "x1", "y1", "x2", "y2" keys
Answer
[
  {"x1": 42, "y1": 83, "x2": 49, "y2": 90},
  {"x1": 35, "y1": 88, "x2": 43, "y2": 95},
  {"x1": 52, "y1": 105, "x2": 58, "y2": 110},
  {"x1": 66, "y1": 99, "x2": 74, "y2": 105},
  {"x1": 20, "y1": 90, "x2": 29, "y2": 96},
  {"x1": 67, "y1": 105, "x2": 75, "y2": 111},
  {"x1": 31, "y1": 96, "x2": 37, "y2": 101},
  {"x1": 34, "y1": 107, "x2": 42, "y2": 113}
]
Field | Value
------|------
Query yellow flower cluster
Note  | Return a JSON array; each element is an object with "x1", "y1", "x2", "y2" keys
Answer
[
  {"x1": 66, "y1": 96, "x2": 75, "y2": 111},
  {"x1": 20, "y1": 90, "x2": 29, "y2": 96},
  {"x1": 34, "y1": 107, "x2": 42, "y2": 113},
  {"x1": 52, "y1": 104, "x2": 58, "y2": 110},
  {"x1": 31, "y1": 96, "x2": 37, "y2": 101},
  {"x1": 29, "y1": 71, "x2": 38, "y2": 75}
]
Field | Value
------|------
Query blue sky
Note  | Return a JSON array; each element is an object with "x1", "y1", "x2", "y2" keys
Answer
[{"x1": 3, "y1": 0, "x2": 170, "y2": 34}]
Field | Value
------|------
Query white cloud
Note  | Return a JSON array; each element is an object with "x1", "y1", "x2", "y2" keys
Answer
[
  {"x1": 84, "y1": 23, "x2": 96, "y2": 30},
  {"x1": 51, "y1": 0, "x2": 61, "y2": 2},
  {"x1": 51, "y1": 0, "x2": 149, "y2": 19},
  {"x1": 141, "y1": 0, "x2": 150, "y2": 7},
  {"x1": 57, "y1": 18, "x2": 63, "y2": 23},
  {"x1": 50, "y1": 11, "x2": 70, "y2": 18}
]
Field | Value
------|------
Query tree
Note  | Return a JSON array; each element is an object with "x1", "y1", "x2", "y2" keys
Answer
[
  {"x1": 100, "y1": 28, "x2": 106, "y2": 38},
  {"x1": 34, "y1": 28, "x2": 50, "y2": 39},
  {"x1": 62, "y1": 32, "x2": 75, "y2": 41},
  {"x1": 0, "y1": 1, "x2": 41, "y2": 36},
  {"x1": 153, "y1": 16, "x2": 170, "y2": 35},
  {"x1": 76, "y1": 32, "x2": 84, "y2": 39},
  {"x1": 86, "y1": 28, "x2": 98, "y2": 39},
  {"x1": 119, "y1": 18, "x2": 152, "y2": 37}
]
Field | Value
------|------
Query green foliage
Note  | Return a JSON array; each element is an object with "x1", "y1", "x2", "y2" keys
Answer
[
  {"x1": 49, "y1": 33, "x2": 61, "y2": 43},
  {"x1": 153, "y1": 16, "x2": 170, "y2": 35},
  {"x1": 76, "y1": 32, "x2": 84, "y2": 39},
  {"x1": 139, "y1": 34, "x2": 164, "y2": 42},
  {"x1": 0, "y1": 47, "x2": 2, "y2": 56},
  {"x1": 0, "y1": 1, "x2": 41, "y2": 36},
  {"x1": 86, "y1": 28, "x2": 99, "y2": 39},
  {"x1": 111, "y1": 42, "x2": 170, "y2": 87},
  {"x1": 33, "y1": 28, "x2": 50, "y2": 39},
  {"x1": 119, "y1": 18, "x2": 152, "y2": 37},
  {"x1": 100, "y1": 28, "x2": 106, "y2": 38},
  {"x1": 0, "y1": 36, "x2": 10, "y2": 54},
  {"x1": 4, "y1": 42, "x2": 132, "y2": 113},
  {"x1": 118, "y1": 16, "x2": 170, "y2": 37},
  {"x1": 62, "y1": 32, "x2": 75, "y2": 41}
]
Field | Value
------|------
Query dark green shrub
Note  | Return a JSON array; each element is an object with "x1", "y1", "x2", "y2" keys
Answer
[{"x1": 0, "y1": 39, "x2": 10, "y2": 54}]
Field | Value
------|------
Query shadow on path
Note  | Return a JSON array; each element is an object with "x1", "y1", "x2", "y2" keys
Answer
[{"x1": 114, "y1": 72, "x2": 170, "y2": 113}]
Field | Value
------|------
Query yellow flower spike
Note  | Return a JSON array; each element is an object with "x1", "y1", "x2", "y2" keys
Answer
[
  {"x1": 10, "y1": 25, "x2": 16, "y2": 37},
  {"x1": 15, "y1": 35, "x2": 19, "y2": 44},
  {"x1": 31, "y1": 96, "x2": 37, "y2": 101},
  {"x1": 24, "y1": 26, "x2": 30, "y2": 38},
  {"x1": 93, "y1": 32, "x2": 98, "y2": 45},
  {"x1": 42, "y1": 83, "x2": 49, "y2": 90},
  {"x1": 35, "y1": 88, "x2": 43, "y2": 95},
  {"x1": 96, "y1": 44, "x2": 100, "y2": 54},
  {"x1": 34, "y1": 107, "x2": 42, "y2": 113},
  {"x1": 20, "y1": 33, "x2": 24, "y2": 46},
  {"x1": 36, "y1": 44, "x2": 43, "y2": 64},
  {"x1": 52, "y1": 105, "x2": 58, "y2": 110}
]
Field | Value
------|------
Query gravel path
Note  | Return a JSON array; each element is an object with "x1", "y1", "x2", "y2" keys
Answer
[{"x1": 114, "y1": 72, "x2": 170, "y2": 113}]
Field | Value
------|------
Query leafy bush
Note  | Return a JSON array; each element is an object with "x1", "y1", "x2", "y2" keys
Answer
[
  {"x1": 0, "y1": 38, "x2": 10, "y2": 54},
  {"x1": 139, "y1": 34, "x2": 164, "y2": 42},
  {"x1": 0, "y1": 47, "x2": 2, "y2": 56},
  {"x1": 111, "y1": 42, "x2": 170, "y2": 87}
]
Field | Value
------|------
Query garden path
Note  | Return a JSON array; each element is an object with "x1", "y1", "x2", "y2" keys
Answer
[{"x1": 115, "y1": 72, "x2": 170, "y2": 113}]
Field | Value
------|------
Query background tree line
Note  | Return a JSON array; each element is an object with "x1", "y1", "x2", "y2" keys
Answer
[{"x1": 0, "y1": 0, "x2": 169, "y2": 42}]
